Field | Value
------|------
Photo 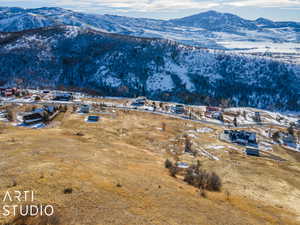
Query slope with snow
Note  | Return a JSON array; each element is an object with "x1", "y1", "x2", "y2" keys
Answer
[
  {"x1": 0, "y1": 7, "x2": 299, "y2": 63},
  {"x1": 0, "y1": 26, "x2": 299, "y2": 111}
]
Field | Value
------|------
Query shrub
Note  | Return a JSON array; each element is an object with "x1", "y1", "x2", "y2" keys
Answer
[
  {"x1": 63, "y1": 188, "x2": 73, "y2": 194},
  {"x1": 75, "y1": 132, "x2": 84, "y2": 137},
  {"x1": 183, "y1": 167, "x2": 195, "y2": 185},
  {"x1": 184, "y1": 136, "x2": 192, "y2": 153},
  {"x1": 6, "y1": 108, "x2": 15, "y2": 122},
  {"x1": 164, "y1": 159, "x2": 173, "y2": 168},
  {"x1": 161, "y1": 122, "x2": 166, "y2": 131},
  {"x1": 183, "y1": 165, "x2": 222, "y2": 192},
  {"x1": 207, "y1": 172, "x2": 222, "y2": 191},
  {"x1": 72, "y1": 105, "x2": 77, "y2": 113},
  {"x1": 43, "y1": 111, "x2": 49, "y2": 122},
  {"x1": 169, "y1": 165, "x2": 178, "y2": 177},
  {"x1": 200, "y1": 188, "x2": 207, "y2": 198}
]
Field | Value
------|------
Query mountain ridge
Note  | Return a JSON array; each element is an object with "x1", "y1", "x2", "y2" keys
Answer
[
  {"x1": 0, "y1": 6, "x2": 299, "y2": 53},
  {"x1": 0, "y1": 25, "x2": 299, "y2": 110}
]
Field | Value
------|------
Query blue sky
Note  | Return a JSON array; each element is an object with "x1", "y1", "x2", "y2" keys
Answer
[{"x1": 1, "y1": 0, "x2": 300, "y2": 21}]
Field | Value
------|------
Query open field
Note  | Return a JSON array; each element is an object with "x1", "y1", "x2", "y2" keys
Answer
[{"x1": 0, "y1": 109, "x2": 300, "y2": 225}]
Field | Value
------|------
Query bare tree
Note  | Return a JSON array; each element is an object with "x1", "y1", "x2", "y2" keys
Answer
[
  {"x1": 169, "y1": 165, "x2": 178, "y2": 178},
  {"x1": 161, "y1": 122, "x2": 166, "y2": 131},
  {"x1": 6, "y1": 108, "x2": 15, "y2": 122},
  {"x1": 184, "y1": 135, "x2": 192, "y2": 153}
]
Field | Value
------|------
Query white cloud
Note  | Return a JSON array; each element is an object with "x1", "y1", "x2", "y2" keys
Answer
[
  {"x1": 53, "y1": 0, "x2": 220, "y2": 12},
  {"x1": 2, "y1": 0, "x2": 300, "y2": 18},
  {"x1": 226, "y1": 0, "x2": 300, "y2": 7}
]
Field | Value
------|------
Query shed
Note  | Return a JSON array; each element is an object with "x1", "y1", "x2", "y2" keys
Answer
[
  {"x1": 245, "y1": 148, "x2": 260, "y2": 157},
  {"x1": 86, "y1": 115, "x2": 100, "y2": 122}
]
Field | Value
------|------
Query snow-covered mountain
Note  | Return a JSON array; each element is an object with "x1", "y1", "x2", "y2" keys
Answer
[
  {"x1": 170, "y1": 10, "x2": 258, "y2": 32},
  {"x1": 0, "y1": 7, "x2": 299, "y2": 63},
  {"x1": 0, "y1": 26, "x2": 299, "y2": 110}
]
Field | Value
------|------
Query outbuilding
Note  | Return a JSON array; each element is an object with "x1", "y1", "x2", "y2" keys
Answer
[{"x1": 245, "y1": 148, "x2": 260, "y2": 157}]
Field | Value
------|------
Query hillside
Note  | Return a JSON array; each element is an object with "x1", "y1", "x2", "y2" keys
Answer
[
  {"x1": 0, "y1": 104, "x2": 300, "y2": 225},
  {"x1": 0, "y1": 7, "x2": 299, "y2": 58},
  {"x1": 0, "y1": 26, "x2": 300, "y2": 111}
]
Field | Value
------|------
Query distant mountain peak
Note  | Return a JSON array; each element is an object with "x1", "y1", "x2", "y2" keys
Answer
[
  {"x1": 170, "y1": 10, "x2": 257, "y2": 32},
  {"x1": 198, "y1": 10, "x2": 221, "y2": 15}
]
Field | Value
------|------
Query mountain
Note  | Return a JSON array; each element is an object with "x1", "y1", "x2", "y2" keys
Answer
[
  {"x1": 170, "y1": 10, "x2": 258, "y2": 33},
  {"x1": 0, "y1": 26, "x2": 299, "y2": 110},
  {"x1": 171, "y1": 10, "x2": 300, "y2": 31},
  {"x1": 0, "y1": 7, "x2": 299, "y2": 60}
]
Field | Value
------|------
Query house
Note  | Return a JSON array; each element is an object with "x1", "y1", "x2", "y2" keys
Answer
[
  {"x1": 254, "y1": 112, "x2": 262, "y2": 123},
  {"x1": 245, "y1": 148, "x2": 260, "y2": 157},
  {"x1": 0, "y1": 87, "x2": 20, "y2": 97},
  {"x1": 131, "y1": 97, "x2": 147, "y2": 106},
  {"x1": 205, "y1": 106, "x2": 222, "y2": 118},
  {"x1": 174, "y1": 104, "x2": 185, "y2": 114},
  {"x1": 296, "y1": 120, "x2": 300, "y2": 129},
  {"x1": 282, "y1": 133, "x2": 297, "y2": 148},
  {"x1": 52, "y1": 92, "x2": 73, "y2": 101},
  {"x1": 17, "y1": 106, "x2": 59, "y2": 125},
  {"x1": 221, "y1": 130, "x2": 257, "y2": 147},
  {"x1": 0, "y1": 88, "x2": 5, "y2": 96},
  {"x1": 18, "y1": 110, "x2": 44, "y2": 125},
  {"x1": 4, "y1": 89, "x2": 13, "y2": 97},
  {"x1": 212, "y1": 111, "x2": 224, "y2": 121},
  {"x1": 80, "y1": 104, "x2": 90, "y2": 113}
]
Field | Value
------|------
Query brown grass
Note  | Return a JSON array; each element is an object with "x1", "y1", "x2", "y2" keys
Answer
[{"x1": 0, "y1": 109, "x2": 299, "y2": 225}]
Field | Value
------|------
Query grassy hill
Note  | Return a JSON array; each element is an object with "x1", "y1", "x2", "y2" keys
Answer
[{"x1": 0, "y1": 108, "x2": 299, "y2": 225}]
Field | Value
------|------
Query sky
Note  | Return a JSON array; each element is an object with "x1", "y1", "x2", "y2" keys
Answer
[{"x1": 1, "y1": 0, "x2": 300, "y2": 21}]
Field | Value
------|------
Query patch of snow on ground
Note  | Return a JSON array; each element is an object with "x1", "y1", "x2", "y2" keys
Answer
[
  {"x1": 259, "y1": 142, "x2": 273, "y2": 151},
  {"x1": 165, "y1": 60, "x2": 195, "y2": 91},
  {"x1": 146, "y1": 72, "x2": 175, "y2": 92},
  {"x1": 188, "y1": 133, "x2": 197, "y2": 138},
  {"x1": 227, "y1": 145, "x2": 241, "y2": 151},
  {"x1": 16, "y1": 123, "x2": 46, "y2": 129},
  {"x1": 196, "y1": 127, "x2": 213, "y2": 133},
  {"x1": 205, "y1": 145, "x2": 225, "y2": 150}
]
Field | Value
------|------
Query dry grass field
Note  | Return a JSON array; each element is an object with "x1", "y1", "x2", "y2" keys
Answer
[{"x1": 0, "y1": 109, "x2": 299, "y2": 225}]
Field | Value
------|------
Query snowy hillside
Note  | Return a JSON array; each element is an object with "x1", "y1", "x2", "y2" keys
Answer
[
  {"x1": 0, "y1": 26, "x2": 299, "y2": 110},
  {"x1": 0, "y1": 7, "x2": 299, "y2": 63}
]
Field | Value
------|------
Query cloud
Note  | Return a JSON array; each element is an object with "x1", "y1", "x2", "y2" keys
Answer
[
  {"x1": 226, "y1": 0, "x2": 300, "y2": 7},
  {"x1": 2, "y1": 0, "x2": 300, "y2": 19},
  {"x1": 52, "y1": 0, "x2": 220, "y2": 12}
]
